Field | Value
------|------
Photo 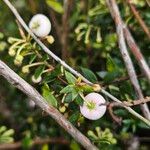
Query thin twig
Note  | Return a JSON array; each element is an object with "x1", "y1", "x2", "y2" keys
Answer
[
  {"x1": 0, "y1": 137, "x2": 69, "y2": 150},
  {"x1": 123, "y1": 97, "x2": 150, "y2": 107},
  {"x1": 61, "y1": 0, "x2": 73, "y2": 60},
  {"x1": 123, "y1": 26, "x2": 150, "y2": 83},
  {"x1": 106, "y1": 0, "x2": 150, "y2": 120},
  {"x1": 48, "y1": 9, "x2": 62, "y2": 43},
  {"x1": 108, "y1": 102, "x2": 122, "y2": 125},
  {"x1": 101, "y1": 89, "x2": 150, "y2": 126},
  {"x1": 126, "y1": 0, "x2": 150, "y2": 39},
  {"x1": 101, "y1": 74, "x2": 143, "y2": 87},
  {"x1": 101, "y1": 97, "x2": 150, "y2": 107},
  {"x1": 107, "y1": 97, "x2": 150, "y2": 124},
  {"x1": 0, "y1": 60, "x2": 98, "y2": 150},
  {"x1": 146, "y1": 0, "x2": 150, "y2": 7},
  {"x1": 2, "y1": 0, "x2": 150, "y2": 126},
  {"x1": 108, "y1": 1, "x2": 150, "y2": 84}
]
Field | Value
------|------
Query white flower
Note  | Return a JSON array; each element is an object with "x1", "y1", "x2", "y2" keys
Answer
[
  {"x1": 80, "y1": 93, "x2": 106, "y2": 120},
  {"x1": 29, "y1": 14, "x2": 51, "y2": 37}
]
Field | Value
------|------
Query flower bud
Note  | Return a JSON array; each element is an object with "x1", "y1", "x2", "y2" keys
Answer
[
  {"x1": 96, "y1": 28, "x2": 102, "y2": 43},
  {"x1": 14, "y1": 55, "x2": 23, "y2": 66},
  {"x1": 0, "y1": 41, "x2": 7, "y2": 52},
  {"x1": 59, "y1": 106, "x2": 66, "y2": 113},
  {"x1": 92, "y1": 84, "x2": 101, "y2": 92},
  {"x1": 0, "y1": 32, "x2": 4, "y2": 39},
  {"x1": 46, "y1": 35, "x2": 54, "y2": 44},
  {"x1": 8, "y1": 49, "x2": 16, "y2": 56},
  {"x1": 8, "y1": 37, "x2": 17, "y2": 44},
  {"x1": 31, "y1": 75, "x2": 42, "y2": 83},
  {"x1": 22, "y1": 66, "x2": 30, "y2": 74}
]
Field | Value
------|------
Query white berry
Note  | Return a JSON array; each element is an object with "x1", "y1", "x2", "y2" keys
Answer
[
  {"x1": 29, "y1": 14, "x2": 51, "y2": 37},
  {"x1": 31, "y1": 75, "x2": 42, "y2": 83},
  {"x1": 80, "y1": 93, "x2": 106, "y2": 120}
]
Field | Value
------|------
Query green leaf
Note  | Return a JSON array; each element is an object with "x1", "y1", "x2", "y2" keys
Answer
[
  {"x1": 34, "y1": 65, "x2": 45, "y2": 79},
  {"x1": 81, "y1": 67, "x2": 97, "y2": 83},
  {"x1": 63, "y1": 90, "x2": 78, "y2": 102},
  {"x1": 0, "y1": 126, "x2": 6, "y2": 134},
  {"x1": 77, "y1": 84, "x2": 93, "y2": 93},
  {"x1": 0, "y1": 126, "x2": 14, "y2": 144},
  {"x1": 138, "y1": 122, "x2": 149, "y2": 129},
  {"x1": 72, "y1": 90, "x2": 78, "y2": 100},
  {"x1": 64, "y1": 93, "x2": 72, "y2": 103},
  {"x1": 106, "y1": 54, "x2": 117, "y2": 72},
  {"x1": 69, "y1": 111, "x2": 80, "y2": 123},
  {"x1": 74, "y1": 94, "x2": 83, "y2": 105},
  {"x1": 1, "y1": 129, "x2": 14, "y2": 137},
  {"x1": 0, "y1": 32, "x2": 4, "y2": 39},
  {"x1": 104, "y1": 71, "x2": 120, "y2": 82},
  {"x1": 46, "y1": 0, "x2": 64, "y2": 14},
  {"x1": 42, "y1": 84, "x2": 57, "y2": 107},
  {"x1": 60, "y1": 85, "x2": 75, "y2": 94},
  {"x1": 22, "y1": 134, "x2": 33, "y2": 150},
  {"x1": 104, "y1": 33, "x2": 117, "y2": 47},
  {"x1": 43, "y1": 65, "x2": 61, "y2": 83},
  {"x1": 42, "y1": 144, "x2": 49, "y2": 150},
  {"x1": 97, "y1": 71, "x2": 107, "y2": 79},
  {"x1": 41, "y1": 54, "x2": 49, "y2": 61},
  {"x1": 70, "y1": 140, "x2": 81, "y2": 150},
  {"x1": 29, "y1": 54, "x2": 36, "y2": 64},
  {"x1": 65, "y1": 71, "x2": 76, "y2": 84}
]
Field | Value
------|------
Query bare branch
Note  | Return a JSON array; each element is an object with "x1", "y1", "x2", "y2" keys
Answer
[
  {"x1": 61, "y1": 0, "x2": 73, "y2": 60},
  {"x1": 0, "y1": 137, "x2": 69, "y2": 150},
  {"x1": 146, "y1": 0, "x2": 150, "y2": 7},
  {"x1": 106, "y1": 0, "x2": 150, "y2": 120},
  {"x1": 0, "y1": 60, "x2": 98, "y2": 150},
  {"x1": 123, "y1": 27, "x2": 150, "y2": 83},
  {"x1": 108, "y1": 103, "x2": 122, "y2": 125},
  {"x1": 126, "y1": 0, "x2": 150, "y2": 39},
  {"x1": 101, "y1": 74, "x2": 143, "y2": 87},
  {"x1": 107, "y1": 97, "x2": 150, "y2": 125},
  {"x1": 48, "y1": 9, "x2": 62, "y2": 43},
  {"x1": 101, "y1": 89, "x2": 150, "y2": 126},
  {"x1": 106, "y1": 1, "x2": 150, "y2": 84},
  {"x1": 123, "y1": 97, "x2": 150, "y2": 107},
  {"x1": 2, "y1": 0, "x2": 150, "y2": 127}
]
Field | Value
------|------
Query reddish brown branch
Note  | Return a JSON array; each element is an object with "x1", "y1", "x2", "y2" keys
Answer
[
  {"x1": 108, "y1": 103, "x2": 122, "y2": 125},
  {"x1": 126, "y1": 0, "x2": 150, "y2": 39},
  {"x1": 107, "y1": 0, "x2": 150, "y2": 84},
  {"x1": 123, "y1": 27, "x2": 150, "y2": 83},
  {"x1": 108, "y1": 96, "x2": 150, "y2": 124},
  {"x1": 146, "y1": 0, "x2": 150, "y2": 7},
  {"x1": 61, "y1": 0, "x2": 73, "y2": 60},
  {"x1": 106, "y1": 0, "x2": 150, "y2": 120},
  {"x1": 0, "y1": 137, "x2": 69, "y2": 150},
  {"x1": 101, "y1": 74, "x2": 143, "y2": 87},
  {"x1": 48, "y1": 9, "x2": 62, "y2": 42},
  {"x1": 123, "y1": 97, "x2": 150, "y2": 107}
]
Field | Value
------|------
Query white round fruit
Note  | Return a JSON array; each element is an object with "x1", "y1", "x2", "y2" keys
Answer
[
  {"x1": 31, "y1": 75, "x2": 42, "y2": 83},
  {"x1": 80, "y1": 93, "x2": 106, "y2": 120},
  {"x1": 29, "y1": 14, "x2": 51, "y2": 37}
]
